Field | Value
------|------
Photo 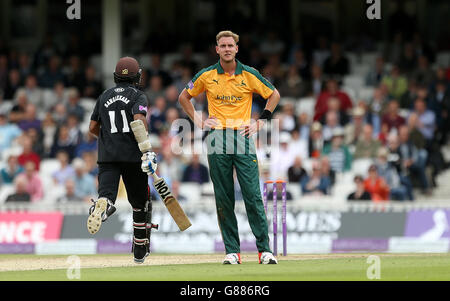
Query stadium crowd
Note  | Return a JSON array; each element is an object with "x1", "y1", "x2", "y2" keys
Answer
[{"x1": 0, "y1": 29, "x2": 449, "y2": 204}]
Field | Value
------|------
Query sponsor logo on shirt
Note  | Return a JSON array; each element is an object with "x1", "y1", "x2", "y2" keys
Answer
[{"x1": 139, "y1": 105, "x2": 148, "y2": 113}]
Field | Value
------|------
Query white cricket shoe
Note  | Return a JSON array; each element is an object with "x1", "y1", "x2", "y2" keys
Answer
[
  {"x1": 259, "y1": 252, "x2": 278, "y2": 264},
  {"x1": 222, "y1": 253, "x2": 242, "y2": 264}
]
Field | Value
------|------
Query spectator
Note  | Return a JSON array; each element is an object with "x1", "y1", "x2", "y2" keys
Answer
[
  {"x1": 5, "y1": 176, "x2": 31, "y2": 203},
  {"x1": 15, "y1": 161, "x2": 43, "y2": 202},
  {"x1": 266, "y1": 181, "x2": 293, "y2": 201},
  {"x1": 65, "y1": 55, "x2": 84, "y2": 89},
  {"x1": 289, "y1": 130, "x2": 308, "y2": 160},
  {"x1": 52, "y1": 150, "x2": 75, "y2": 185},
  {"x1": 322, "y1": 111, "x2": 341, "y2": 143},
  {"x1": 399, "y1": 79, "x2": 418, "y2": 109},
  {"x1": 26, "y1": 128, "x2": 45, "y2": 159},
  {"x1": 323, "y1": 42, "x2": 350, "y2": 77},
  {"x1": 0, "y1": 55, "x2": 8, "y2": 92},
  {"x1": 181, "y1": 154, "x2": 209, "y2": 184},
  {"x1": 18, "y1": 135, "x2": 40, "y2": 171},
  {"x1": 18, "y1": 104, "x2": 41, "y2": 132},
  {"x1": 366, "y1": 57, "x2": 388, "y2": 87},
  {"x1": 308, "y1": 64, "x2": 325, "y2": 97},
  {"x1": 308, "y1": 121, "x2": 324, "y2": 158},
  {"x1": 297, "y1": 112, "x2": 311, "y2": 141},
  {"x1": 312, "y1": 36, "x2": 330, "y2": 69},
  {"x1": 16, "y1": 74, "x2": 43, "y2": 108},
  {"x1": 406, "y1": 113, "x2": 426, "y2": 150},
  {"x1": 66, "y1": 88, "x2": 85, "y2": 122},
  {"x1": 410, "y1": 98, "x2": 435, "y2": 143},
  {"x1": 52, "y1": 102, "x2": 68, "y2": 126},
  {"x1": 147, "y1": 53, "x2": 172, "y2": 87},
  {"x1": 376, "y1": 147, "x2": 413, "y2": 201},
  {"x1": 260, "y1": 31, "x2": 285, "y2": 57},
  {"x1": 345, "y1": 106, "x2": 366, "y2": 145},
  {"x1": 75, "y1": 132, "x2": 97, "y2": 158},
  {"x1": 381, "y1": 65, "x2": 408, "y2": 100},
  {"x1": 277, "y1": 103, "x2": 298, "y2": 132},
  {"x1": 41, "y1": 112, "x2": 57, "y2": 156},
  {"x1": 80, "y1": 65, "x2": 103, "y2": 98},
  {"x1": 170, "y1": 180, "x2": 187, "y2": 202},
  {"x1": 165, "y1": 85, "x2": 181, "y2": 110},
  {"x1": 354, "y1": 124, "x2": 381, "y2": 159},
  {"x1": 397, "y1": 126, "x2": 429, "y2": 194},
  {"x1": 3, "y1": 69, "x2": 21, "y2": 99},
  {"x1": 149, "y1": 96, "x2": 167, "y2": 135},
  {"x1": 9, "y1": 90, "x2": 29, "y2": 123},
  {"x1": 278, "y1": 65, "x2": 307, "y2": 98},
  {"x1": 412, "y1": 55, "x2": 435, "y2": 87},
  {"x1": 381, "y1": 100, "x2": 405, "y2": 133},
  {"x1": 287, "y1": 156, "x2": 307, "y2": 183},
  {"x1": 66, "y1": 114, "x2": 83, "y2": 146},
  {"x1": 428, "y1": 80, "x2": 450, "y2": 145},
  {"x1": 320, "y1": 156, "x2": 336, "y2": 186},
  {"x1": 146, "y1": 75, "x2": 165, "y2": 105},
  {"x1": 72, "y1": 158, "x2": 96, "y2": 202},
  {"x1": 0, "y1": 155, "x2": 24, "y2": 184},
  {"x1": 364, "y1": 164, "x2": 390, "y2": 202},
  {"x1": 291, "y1": 49, "x2": 311, "y2": 80},
  {"x1": 17, "y1": 52, "x2": 32, "y2": 79},
  {"x1": 50, "y1": 124, "x2": 77, "y2": 160},
  {"x1": 301, "y1": 160, "x2": 331, "y2": 195},
  {"x1": 347, "y1": 175, "x2": 372, "y2": 201},
  {"x1": 270, "y1": 132, "x2": 294, "y2": 181},
  {"x1": 82, "y1": 151, "x2": 99, "y2": 177},
  {"x1": 0, "y1": 112, "x2": 22, "y2": 154},
  {"x1": 38, "y1": 55, "x2": 65, "y2": 88},
  {"x1": 57, "y1": 179, "x2": 83, "y2": 203},
  {"x1": 320, "y1": 97, "x2": 350, "y2": 126},
  {"x1": 398, "y1": 43, "x2": 417, "y2": 76},
  {"x1": 46, "y1": 81, "x2": 67, "y2": 111},
  {"x1": 314, "y1": 78, "x2": 353, "y2": 121},
  {"x1": 322, "y1": 127, "x2": 352, "y2": 173},
  {"x1": 159, "y1": 148, "x2": 183, "y2": 183}
]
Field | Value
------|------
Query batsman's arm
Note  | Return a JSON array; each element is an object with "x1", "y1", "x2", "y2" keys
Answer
[{"x1": 89, "y1": 120, "x2": 100, "y2": 138}]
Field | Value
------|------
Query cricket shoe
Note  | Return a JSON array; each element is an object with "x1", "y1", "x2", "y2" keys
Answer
[
  {"x1": 259, "y1": 252, "x2": 278, "y2": 264},
  {"x1": 132, "y1": 237, "x2": 149, "y2": 264},
  {"x1": 87, "y1": 198, "x2": 116, "y2": 234},
  {"x1": 222, "y1": 253, "x2": 242, "y2": 264}
]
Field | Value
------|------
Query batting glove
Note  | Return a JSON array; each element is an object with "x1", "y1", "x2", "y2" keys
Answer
[{"x1": 141, "y1": 151, "x2": 158, "y2": 175}]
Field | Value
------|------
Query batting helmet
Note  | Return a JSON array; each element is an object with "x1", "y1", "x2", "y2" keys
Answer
[{"x1": 113, "y1": 57, "x2": 142, "y2": 86}]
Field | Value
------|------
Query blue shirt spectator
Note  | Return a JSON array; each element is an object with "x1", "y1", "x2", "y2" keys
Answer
[{"x1": 0, "y1": 113, "x2": 22, "y2": 154}]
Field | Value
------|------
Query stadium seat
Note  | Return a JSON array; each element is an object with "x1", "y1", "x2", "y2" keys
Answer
[
  {"x1": 361, "y1": 52, "x2": 379, "y2": 66},
  {"x1": 0, "y1": 184, "x2": 15, "y2": 204},
  {"x1": 343, "y1": 75, "x2": 365, "y2": 92},
  {"x1": 39, "y1": 159, "x2": 61, "y2": 177},
  {"x1": 436, "y1": 52, "x2": 450, "y2": 67},
  {"x1": 179, "y1": 183, "x2": 202, "y2": 203},
  {"x1": 358, "y1": 87, "x2": 375, "y2": 102},
  {"x1": 139, "y1": 54, "x2": 153, "y2": 69},
  {"x1": 352, "y1": 158, "x2": 373, "y2": 176},
  {"x1": 341, "y1": 86, "x2": 357, "y2": 103},
  {"x1": 295, "y1": 97, "x2": 315, "y2": 116}
]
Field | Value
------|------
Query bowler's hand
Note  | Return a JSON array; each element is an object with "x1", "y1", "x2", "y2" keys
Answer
[
  {"x1": 202, "y1": 116, "x2": 218, "y2": 130},
  {"x1": 239, "y1": 119, "x2": 265, "y2": 137}
]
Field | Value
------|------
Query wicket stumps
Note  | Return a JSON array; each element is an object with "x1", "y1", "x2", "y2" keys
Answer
[{"x1": 263, "y1": 180, "x2": 287, "y2": 256}]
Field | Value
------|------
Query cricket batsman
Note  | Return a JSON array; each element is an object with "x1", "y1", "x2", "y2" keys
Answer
[
  {"x1": 179, "y1": 30, "x2": 281, "y2": 264},
  {"x1": 87, "y1": 57, "x2": 159, "y2": 264}
]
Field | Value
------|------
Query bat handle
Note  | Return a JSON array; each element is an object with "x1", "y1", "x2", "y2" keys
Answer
[{"x1": 148, "y1": 173, "x2": 160, "y2": 182}]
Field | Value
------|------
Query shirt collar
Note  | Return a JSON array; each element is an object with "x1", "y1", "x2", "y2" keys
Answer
[{"x1": 217, "y1": 60, "x2": 243, "y2": 75}]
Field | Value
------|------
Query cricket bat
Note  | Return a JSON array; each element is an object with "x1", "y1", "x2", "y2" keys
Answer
[{"x1": 130, "y1": 120, "x2": 192, "y2": 231}]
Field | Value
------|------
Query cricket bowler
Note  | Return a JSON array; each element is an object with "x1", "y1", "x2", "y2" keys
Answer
[
  {"x1": 179, "y1": 31, "x2": 281, "y2": 264},
  {"x1": 87, "y1": 57, "x2": 159, "y2": 263}
]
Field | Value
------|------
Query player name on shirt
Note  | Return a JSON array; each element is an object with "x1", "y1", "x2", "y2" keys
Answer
[{"x1": 104, "y1": 95, "x2": 130, "y2": 108}]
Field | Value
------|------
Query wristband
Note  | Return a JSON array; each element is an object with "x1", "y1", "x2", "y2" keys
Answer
[{"x1": 259, "y1": 109, "x2": 272, "y2": 120}]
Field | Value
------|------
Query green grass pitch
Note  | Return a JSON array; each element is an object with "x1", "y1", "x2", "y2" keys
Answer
[{"x1": 1, "y1": 254, "x2": 450, "y2": 281}]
